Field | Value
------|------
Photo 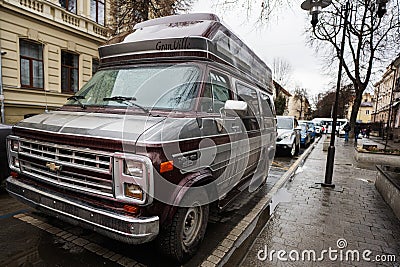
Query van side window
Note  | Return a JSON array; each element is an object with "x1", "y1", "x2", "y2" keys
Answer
[
  {"x1": 236, "y1": 83, "x2": 260, "y2": 116},
  {"x1": 200, "y1": 71, "x2": 231, "y2": 113},
  {"x1": 260, "y1": 93, "x2": 273, "y2": 117},
  {"x1": 236, "y1": 83, "x2": 260, "y2": 131}
]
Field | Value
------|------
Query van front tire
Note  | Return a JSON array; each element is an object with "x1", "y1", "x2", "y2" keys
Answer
[{"x1": 157, "y1": 191, "x2": 209, "y2": 263}]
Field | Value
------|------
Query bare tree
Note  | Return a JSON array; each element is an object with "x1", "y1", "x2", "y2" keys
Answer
[
  {"x1": 293, "y1": 87, "x2": 309, "y2": 119},
  {"x1": 313, "y1": 84, "x2": 355, "y2": 118},
  {"x1": 307, "y1": 0, "x2": 400, "y2": 134},
  {"x1": 212, "y1": 0, "x2": 292, "y2": 25},
  {"x1": 109, "y1": 0, "x2": 193, "y2": 36},
  {"x1": 273, "y1": 57, "x2": 293, "y2": 87}
]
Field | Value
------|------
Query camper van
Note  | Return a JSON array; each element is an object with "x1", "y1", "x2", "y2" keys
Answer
[{"x1": 6, "y1": 14, "x2": 276, "y2": 262}]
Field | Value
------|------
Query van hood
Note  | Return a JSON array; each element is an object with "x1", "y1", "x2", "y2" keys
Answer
[{"x1": 14, "y1": 111, "x2": 166, "y2": 143}]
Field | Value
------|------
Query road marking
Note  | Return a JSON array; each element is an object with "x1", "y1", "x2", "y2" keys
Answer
[{"x1": 13, "y1": 214, "x2": 141, "y2": 267}]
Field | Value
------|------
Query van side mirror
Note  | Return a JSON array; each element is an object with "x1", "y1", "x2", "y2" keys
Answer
[
  {"x1": 224, "y1": 100, "x2": 247, "y2": 116},
  {"x1": 224, "y1": 100, "x2": 247, "y2": 112}
]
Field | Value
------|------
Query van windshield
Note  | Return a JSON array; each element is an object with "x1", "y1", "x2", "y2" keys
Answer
[
  {"x1": 66, "y1": 64, "x2": 201, "y2": 111},
  {"x1": 277, "y1": 117, "x2": 293, "y2": 129}
]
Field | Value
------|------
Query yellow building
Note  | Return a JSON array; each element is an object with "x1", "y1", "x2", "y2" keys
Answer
[
  {"x1": 351, "y1": 92, "x2": 374, "y2": 123},
  {"x1": 0, "y1": 0, "x2": 109, "y2": 124},
  {"x1": 287, "y1": 92, "x2": 311, "y2": 120}
]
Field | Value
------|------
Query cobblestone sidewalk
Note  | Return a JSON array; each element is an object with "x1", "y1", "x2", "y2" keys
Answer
[{"x1": 241, "y1": 137, "x2": 400, "y2": 267}]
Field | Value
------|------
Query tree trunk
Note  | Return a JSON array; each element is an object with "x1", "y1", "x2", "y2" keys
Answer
[{"x1": 349, "y1": 82, "x2": 365, "y2": 138}]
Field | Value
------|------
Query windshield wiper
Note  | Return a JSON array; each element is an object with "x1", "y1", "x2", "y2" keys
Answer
[
  {"x1": 103, "y1": 96, "x2": 150, "y2": 114},
  {"x1": 67, "y1": 95, "x2": 86, "y2": 109}
]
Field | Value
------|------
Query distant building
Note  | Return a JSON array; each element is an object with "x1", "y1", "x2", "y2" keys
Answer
[
  {"x1": 373, "y1": 55, "x2": 400, "y2": 141},
  {"x1": 273, "y1": 81, "x2": 291, "y2": 115},
  {"x1": 0, "y1": 0, "x2": 110, "y2": 124},
  {"x1": 287, "y1": 90, "x2": 311, "y2": 120},
  {"x1": 347, "y1": 92, "x2": 374, "y2": 123}
]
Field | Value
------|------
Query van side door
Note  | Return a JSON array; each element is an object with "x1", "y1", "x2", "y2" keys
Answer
[
  {"x1": 235, "y1": 82, "x2": 263, "y2": 181},
  {"x1": 198, "y1": 70, "x2": 241, "y2": 196}
]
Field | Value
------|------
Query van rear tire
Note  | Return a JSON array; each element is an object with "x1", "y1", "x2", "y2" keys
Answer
[{"x1": 157, "y1": 190, "x2": 209, "y2": 263}]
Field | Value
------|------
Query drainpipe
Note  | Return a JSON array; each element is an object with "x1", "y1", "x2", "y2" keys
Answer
[{"x1": 0, "y1": 51, "x2": 6, "y2": 124}]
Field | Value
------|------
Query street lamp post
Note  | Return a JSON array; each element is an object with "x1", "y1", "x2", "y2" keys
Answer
[
  {"x1": 301, "y1": 0, "x2": 387, "y2": 188},
  {"x1": 301, "y1": 0, "x2": 349, "y2": 188}
]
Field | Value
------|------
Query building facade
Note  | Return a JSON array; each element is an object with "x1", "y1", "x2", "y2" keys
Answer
[
  {"x1": 346, "y1": 92, "x2": 374, "y2": 123},
  {"x1": 273, "y1": 80, "x2": 291, "y2": 115},
  {"x1": 373, "y1": 56, "x2": 400, "y2": 140},
  {"x1": 0, "y1": 0, "x2": 110, "y2": 124},
  {"x1": 287, "y1": 91, "x2": 311, "y2": 120}
]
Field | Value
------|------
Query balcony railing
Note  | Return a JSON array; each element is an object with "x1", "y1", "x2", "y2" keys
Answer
[
  {"x1": 5, "y1": 0, "x2": 109, "y2": 40},
  {"x1": 19, "y1": 0, "x2": 43, "y2": 13}
]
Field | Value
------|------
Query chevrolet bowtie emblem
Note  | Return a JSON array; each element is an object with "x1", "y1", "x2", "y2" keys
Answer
[{"x1": 46, "y1": 162, "x2": 62, "y2": 172}]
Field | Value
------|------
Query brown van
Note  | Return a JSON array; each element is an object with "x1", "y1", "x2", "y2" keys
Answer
[{"x1": 6, "y1": 13, "x2": 276, "y2": 262}]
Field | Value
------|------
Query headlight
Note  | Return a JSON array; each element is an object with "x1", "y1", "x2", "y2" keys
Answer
[
  {"x1": 8, "y1": 137, "x2": 21, "y2": 172},
  {"x1": 113, "y1": 153, "x2": 153, "y2": 205},
  {"x1": 280, "y1": 133, "x2": 291, "y2": 140},
  {"x1": 124, "y1": 160, "x2": 143, "y2": 177},
  {"x1": 10, "y1": 139, "x2": 19, "y2": 152},
  {"x1": 124, "y1": 183, "x2": 143, "y2": 200},
  {"x1": 12, "y1": 157, "x2": 20, "y2": 168}
]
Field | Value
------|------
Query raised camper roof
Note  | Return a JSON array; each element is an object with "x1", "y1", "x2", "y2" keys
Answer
[{"x1": 99, "y1": 13, "x2": 272, "y2": 93}]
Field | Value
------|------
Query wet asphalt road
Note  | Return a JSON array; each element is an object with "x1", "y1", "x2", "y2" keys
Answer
[{"x1": 0, "y1": 148, "x2": 306, "y2": 267}]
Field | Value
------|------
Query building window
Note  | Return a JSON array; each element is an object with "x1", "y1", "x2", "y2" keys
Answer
[
  {"x1": 90, "y1": 0, "x2": 105, "y2": 25},
  {"x1": 366, "y1": 110, "x2": 370, "y2": 115},
  {"x1": 92, "y1": 58, "x2": 99, "y2": 76},
  {"x1": 59, "y1": 0, "x2": 77, "y2": 13},
  {"x1": 20, "y1": 39, "x2": 44, "y2": 89},
  {"x1": 61, "y1": 51, "x2": 79, "y2": 93}
]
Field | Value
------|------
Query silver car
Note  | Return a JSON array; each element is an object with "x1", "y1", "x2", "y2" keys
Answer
[{"x1": 276, "y1": 116, "x2": 301, "y2": 157}]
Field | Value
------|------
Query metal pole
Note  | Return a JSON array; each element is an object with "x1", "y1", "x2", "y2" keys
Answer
[
  {"x1": 0, "y1": 51, "x2": 6, "y2": 124},
  {"x1": 384, "y1": 66, "x2": 397, "y2": 150},
  {"x1": 322, "y1": 2, "x2": 350, "y2": 188}
]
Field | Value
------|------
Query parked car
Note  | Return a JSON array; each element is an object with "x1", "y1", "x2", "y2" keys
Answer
[
  {"x1": 299, "y1": 122, "x2": 311, "y2": 147},
  {"x1": 5, "y1": 13, "x2": 277, "y2": 263},
  {"x1": 312, "y1": 118, "x2": 329, "y2": 136},
  {"x1": 313, "y1": 121, "x2": 322, "y2": 136},
  {"x1": 276, "y1": 116, "x2": 301, "y2": 157},
  {"x1": 299, "y1": 120, "x2": 316, "y2": 142},
  {"x1": 0, "y1": 124, "x2": 12, "y2": 189}
]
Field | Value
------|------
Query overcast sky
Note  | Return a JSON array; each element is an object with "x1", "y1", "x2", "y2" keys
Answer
[{"x1": 191, "y1": 0, "x2": 333, "y2": 97}]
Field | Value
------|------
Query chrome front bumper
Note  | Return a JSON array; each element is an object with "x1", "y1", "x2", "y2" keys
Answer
[{"x1": 6, "y1": 177, "x2": 159, "y2": 244}]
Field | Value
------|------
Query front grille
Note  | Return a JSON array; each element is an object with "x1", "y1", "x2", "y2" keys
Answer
[{"x1": 18, "y1": 138, "x2": 114, "y2": 198}]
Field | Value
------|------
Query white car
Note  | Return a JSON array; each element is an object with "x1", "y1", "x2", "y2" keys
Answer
[{"x1": 276, "y1": 116, "x2": 301, "y2": 157}]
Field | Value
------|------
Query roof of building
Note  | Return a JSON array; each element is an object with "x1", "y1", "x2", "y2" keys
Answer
[
  {"x1": 361, "y1": 101, "x2": 373, "y2": 107},
  {"x1": 273, "y1": 81, "x2": 292, "y2": 97}
]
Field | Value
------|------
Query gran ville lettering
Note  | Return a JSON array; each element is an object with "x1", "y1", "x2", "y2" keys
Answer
[{"x1": 155, "y1": 37, "x2": 190, "y2": 51}]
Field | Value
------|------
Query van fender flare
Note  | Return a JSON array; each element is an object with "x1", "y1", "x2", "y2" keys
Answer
[{"x1": 161, "y1": 169, "x2": 215, "y2": 224}]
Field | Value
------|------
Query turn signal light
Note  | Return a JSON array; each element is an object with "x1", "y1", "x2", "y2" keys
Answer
[
  {"x1": 123, "y1": 205, "x2": 139, "y2": 214},
  {"x1": 160, "y1": 161, "x2": 173, "y2": 173}
]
